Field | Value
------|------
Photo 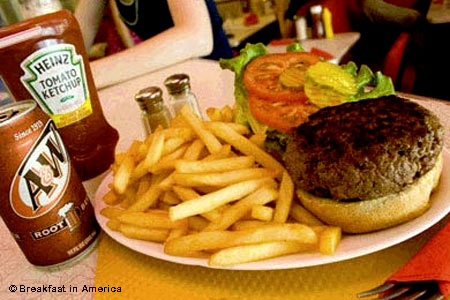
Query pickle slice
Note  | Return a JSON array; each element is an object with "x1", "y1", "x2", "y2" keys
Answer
[
  {"x1": 304, "y1": 62, "x2": 357, "y2": 107},
  {"x1": 279, "y1": 66, "x2": 306, "y2": 89},
  {"x1": 306, "y1": 62, "x2": 357, "y2": 95}
]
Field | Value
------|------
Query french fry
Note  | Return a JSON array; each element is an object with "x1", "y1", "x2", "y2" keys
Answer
[
  {"x1": 206, "y1": 107, "x2": 222, "y2": 121},
  {"x1": 203, "y1": 186, "x2": 278, "y2": 231},
  {"x1": 100, "y1": 207, "x2": 125, "y2": 219},
  {"x1": 172, "y1": 186, "x2": 221, "y2": 222},
  {"x1": 120, "y1": 224, "x2": 169, "y2": 242},
  {"x1": 208, "y1": 241, "x2": 311, "y2": 266},
  {"x1": 207, "y1": 122, "x2": 285, "y2": 177},
  {"x1": 188, "y1": 216, "x2": 210, "y2": 231},
  {"x1": 118, "y1": 211, "x2": 188, "y2": 229},
  {"x1": 119, "y1": 183, "x2": 138, "y2": 209},
  {"x1": 127, "y1": 140, "x2": 144, "y2": 161},
  {"x1": 173, "y1": 168, "x2": 277, "y2": 187},
  {"x1": 181, "y1": 105, "x2": 222, "y2": 153},
  {"x1": 167, "y1": 227, "x2": 189, "y2": 241},
  {"x1": 162, "y1": 137, "x2": 187, "y2": 156},
  {"x1": 102, "y1": 189, "x2": 122, "y2": 205},
  {"x1": 318, "y1": 226, "x2": 341, "y2": 255},
  {"x1": 157, "y1": 171, "x2": 176, "y2": 191},
  {"x1": 231, "y1": 220, "x2": 271, "y2": 231},
  {"x1": 182, "y1": 139, "x2": 205, "y2": 161},
  {"x1": 127, "y1": 185, "x2": 163, "y2": 212},
  {"x1": 204, "y1": 122, "x2": 249, "y2": 135},
  {"x1": 136, "y1": 175, "x2": 152, "y2": 199},
  {"x1": 220, "y1": 105, "x2": 234, "y2": 122},
  {"x1": 114, "y1": 153, "x2": 126, "y2": 166},
  {"x1": 175, "y1": 156, "x2": 255, "y2": 174},
  {"x1": 106, "y1": 219, "x2": 121, "y2": 231},
  {"x1": 151, "y1": 144, "x2": 189, "y2": 174},
  {"x1": 251, "y1": 205, "x2": 274, "y2": 221},
  {"x1": 169, "y1": 178, "x2": 272, "y2": 221},
  {"x1": 201, "y1": 144, "x2": 231, "y2": 161},
  {"x1": 144, "y1": 130, "x2": 165, "y2": 168},
  {"x1": 289, "y1": 202, "x2": 324, "y2": 226},
  {"x1": 164, "y1": 223, "x2": 317, "y2": 256},
  {"x1": 151, "y1": 171, "x2": 172, "y2": 186},
  {"x1": 113, "y1": 154, "x2": 135, "y2": 194},
  {"x1": 273, "y1": 171, "x2": 294, "y2": 223},
  {"x1": 249, "y1": 133, "x2": 266, "y2": 148},
  {"x1": 133, "y1": 131, "x2": 165, "y2": 179},
  {"x1": 162, "y1": 127, "x2": 195, "y2": 140},
  {"x1": 169, "y1": 114, "x2": 190, "y2": 128},
  {"x1": 162, "y1": 190, "x2": 181, "y2": 205},
  {"x1": 194, "y1": 186, "x2": 221, "y2": 194}
]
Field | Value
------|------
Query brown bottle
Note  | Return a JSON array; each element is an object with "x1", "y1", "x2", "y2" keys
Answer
[{"x1": 0, "y1": 10, "x2": 118, "y2": 180}]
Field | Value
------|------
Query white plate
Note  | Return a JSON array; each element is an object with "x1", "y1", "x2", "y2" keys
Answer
[{"x1": 93, "y1": 149, "x2": 450, "y2": 270}]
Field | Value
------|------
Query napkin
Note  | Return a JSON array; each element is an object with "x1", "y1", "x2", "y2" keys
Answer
[{"x1": 388, "y1": 219, "x2": 450, "y2": 297}]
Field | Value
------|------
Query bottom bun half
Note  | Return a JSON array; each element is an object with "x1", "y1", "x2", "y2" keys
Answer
[{"x1": 296, "y1": 153, "x2": 444, "y2": 234}]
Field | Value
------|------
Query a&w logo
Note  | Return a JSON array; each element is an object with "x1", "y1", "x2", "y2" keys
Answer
[{"x1": 10, "y1": 121, "x2": 70, "y2": 219}]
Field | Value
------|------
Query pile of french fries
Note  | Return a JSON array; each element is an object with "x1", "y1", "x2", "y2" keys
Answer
[{"x1": 101, "y1": 105, "x2": 342, "y2": 266}]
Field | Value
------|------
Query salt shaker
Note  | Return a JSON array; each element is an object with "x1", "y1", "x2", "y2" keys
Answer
[
  {"x1": 135, "y1": 86, "x2": 172, "y2": 135},
  {"x1": 164, "y1": 73, "x2": 202, "y2": 119},
  {"x1": 294, "y1": 15, "x2": 308, "y2": 40}
]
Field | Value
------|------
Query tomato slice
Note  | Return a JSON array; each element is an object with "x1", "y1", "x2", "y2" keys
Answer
[
  {"x1": 243, "y1": 52, "x2": 321, "y2": 102},
  {"x1": 249, "y1": 95, "x2": 319, "y2": 133}
]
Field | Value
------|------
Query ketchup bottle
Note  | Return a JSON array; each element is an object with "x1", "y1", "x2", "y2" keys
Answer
[{"x1": 0, "y1": 10, "x2": 119, "y2": 180}]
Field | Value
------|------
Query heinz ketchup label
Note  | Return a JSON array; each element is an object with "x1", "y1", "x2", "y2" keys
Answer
[
  {"x1": 10, "y1": 120, "x2": 70, "y2": 219},
  {"x1": 20, "y1": 43, "x2": 92, "y2": 128}
]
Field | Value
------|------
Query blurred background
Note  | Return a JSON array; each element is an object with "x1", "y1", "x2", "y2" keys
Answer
[{"x1": 0, "y1": 0, "x2": 448, "y2": 101}]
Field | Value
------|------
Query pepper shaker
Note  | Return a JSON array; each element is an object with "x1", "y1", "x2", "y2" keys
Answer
[{"x1": 135, "y1": 86, "x2": 172, "y2": 135}]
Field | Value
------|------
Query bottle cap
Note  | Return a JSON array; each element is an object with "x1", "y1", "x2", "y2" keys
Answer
[
  {"x1": 164, "y1": 73, "x2": 191, "y2": 95},
  {"x1": 310, "y1": 5, "x2": 322, "y2": 15},
  {"x1": 135, "y1": 86, "x2": 163, "y2": 111}
]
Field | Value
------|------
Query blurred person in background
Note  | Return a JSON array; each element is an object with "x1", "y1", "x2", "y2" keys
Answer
[{"x1": 75, "y1": 0, "x2": 232, "y2": 89}]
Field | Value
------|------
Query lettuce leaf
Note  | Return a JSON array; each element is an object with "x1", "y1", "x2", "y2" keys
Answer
[
  {"x1": 341, "y1": 62, "x2": 395, "y2": 102},
  {"x1": 286, "y1": 42, "x2": 304, "y2": 52},
  {"x1": 219, "y1": 43, "x2": 268, "y2": 133},
  {"x1": 352, "y1": 71, "x2": 395, "y2": 101},
  {"x1": 341, "y1": 61, "x2": 358, "y2": 77}
]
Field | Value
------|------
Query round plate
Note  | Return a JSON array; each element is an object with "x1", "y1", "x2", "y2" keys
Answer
[{"x1": 93, "y1": 149, "x2": 450, "y2": 270}]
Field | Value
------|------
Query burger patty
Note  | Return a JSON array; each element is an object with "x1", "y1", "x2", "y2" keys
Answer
[{"x1": 284, "y1": 96, "x2": 444, "y2": 201}]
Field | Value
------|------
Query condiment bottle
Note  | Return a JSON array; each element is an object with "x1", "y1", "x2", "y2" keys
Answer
[
  {"x1": 0, "y1": 10, "x2": 119, "y2": 180},
  {"x1": 294, "y1": 15, "x2": 308, "y2": 40},
  {"x1": 164, "y1": 73, "x2": 202, "y2": 118},
  {"x1": 310, "y1": 5, "x2": 324, "y2": 39},
  {"x1": 322, "y1": 7, "x2": 334, "y2": 39},
  {"x1": 135, "y1": 86, "x2": 172, "y2": 135}
]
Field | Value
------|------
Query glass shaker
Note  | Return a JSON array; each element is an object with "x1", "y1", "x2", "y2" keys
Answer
[
  {"x1": 135, "y1": 86, "x2": 172, "y2": 135},
  {"x1": 164, "y1": 73, "x2": 202, "y2": 119}
]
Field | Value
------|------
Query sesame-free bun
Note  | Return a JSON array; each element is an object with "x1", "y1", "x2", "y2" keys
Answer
[{"x1": 296, "y1": 153, "x2": 443, "y2": 234}]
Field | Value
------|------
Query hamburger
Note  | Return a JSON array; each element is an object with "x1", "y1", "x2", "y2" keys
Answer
[
  {"x1": 220, "y1": 43, "x2": 444, "y2": 234},
  {"x1": 284, "y1": 96, "x2": 444, "y2": 233}
]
